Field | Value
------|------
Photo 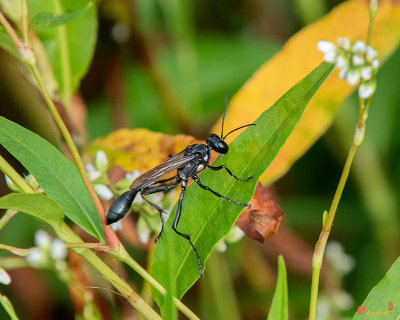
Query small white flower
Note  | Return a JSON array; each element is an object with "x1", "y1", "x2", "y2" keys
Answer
[
  {"x1": 94, "y1": 184, "x2": 113, "y2": 200},
  {"x1": 137, "y1": 217, "x2": 151, "y2": 244},
  {"x1": 366, "y1": 46, "x2": 377, "y2": 61},
  {"x1": 326, "y1": 241, "x2": 355, "y2": 274},
  {"x1": 225, "y1": 225, "x2": 245, "y2": 243},
  {"x1": 317, "y1": 40, "x2": 336, "y2": 53},
  {"x1": 95, "y1": 150, "x2": 108, "y2": 173},
  {"x1": 4, "y1": 175, "x2": 19, "y2": 192},
  {"x1": 335, "y1": 56, "x2": 347, "y2": 69},
  {"x1": 324, "y1": 51, "x2": 337, "y2": 63},
  {"x1": 371, "y1": 59, "x2": 379, "y2": 70},
  {"x1": 26, "y1": 248, "x2": 47, "y2": 268},
  {"x1": 86, "y1": 164, "x2": 101, "y2": 181},
  {"x1": 316, "y1": 296, "x2": 331, "y2": 319},
  {"x1": 51, "y1": 239, "x2": 67, "y2": 261},
  {"x1": 339, "y1": 67, "x2": 348, "y2": 80},
  {"x1": 332, "y1": 290, "x2": 353, "y2": 310},
  {"x1": 125, "y1": 170, "x2": 141, "y2": 181},
  {"x1": 361, "y1": 66, "x2": 372, "y2": 80},
  {"x1": 346, "y1": 70, "x2": 360, "y2": 85},
  {"x1": 35, "y1": 230, "x2": 52, "y2": 248},
  {"x1": 214, "y1": 240, "x2": 227, "y2": 252},
  {"x1": 352, "y1": 54, "x2": 364, "y2": 66},
  {"x1": 337, "y1": 37, "x2": 351, "y2": 50},
  {"x1": 358, "y1": 82, "x2": 376, "y2": 99},
  {"x1": 110, "y1": 220, "x2": 122, "y2": 231},
  {"x1": 0, "y1": 268, "x2": 11, "y2": 285},
  {"x1": 352, "y1": 40, "x2": 366, "y2": 53}
]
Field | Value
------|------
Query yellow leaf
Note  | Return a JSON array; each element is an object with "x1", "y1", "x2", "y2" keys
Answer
[
  {"x1": 211, "y1": 0, "x2": 400, "y2": 185},
  {"x1": 89, "y1": 128, "x2": 204, "y2": 173}
]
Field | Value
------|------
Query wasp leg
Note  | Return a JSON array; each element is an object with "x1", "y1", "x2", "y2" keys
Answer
[
  {"x1": 206, "y1": 164, "x2": 253, "y2": 182},
  {"x1": 172, "y1": 180, "x2": 205, "y2": 277},
  {"x1": 157, "y1": 174, "x2": 179, "y2": 184},
  {"x1": 192, "y1": 175, "x2": 251, "y2": 207},
  {"x1": 141, "y1": 181, "x2": 180, "y2": 243}
]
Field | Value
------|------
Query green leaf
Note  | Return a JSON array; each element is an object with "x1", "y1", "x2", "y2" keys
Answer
[
  {"x1": 27, "y1": 0, "x2": 97, "y2": 101},
  {"x1": 151, "y1": 62, "x2": 334, "y2": 306},
  {"x1": 0, "y1": 117, "x2": 104, "y2": 241},
  {"x1": 0, "y1": 193, "x2": 64, "y2": 229},
  {"x1": 267, "y1": 256, "x2": 288, "y2": 320},
  {"x1": 31, "y1": 2, "x2": 91, "y2": 28},
  {"x1": 353, "y1": 256, "x2": 400, "y2": 319}
]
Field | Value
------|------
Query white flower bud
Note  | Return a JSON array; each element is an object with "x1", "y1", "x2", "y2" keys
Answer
[
  {"x1": 352, "y1": 40, "x2": 366, "y2": 54},
  {"x1": 214, "y1": 240, "x2": 227, "y2": 252},
  {"x1": 339, "y1": 67, "x2": 348, "y2": 80},
  {"x1": 366, "y1": 46, "x2": 377, "y2": 61},
  {"x1": 324, "y1": 51, "x2": 337, "y2": 64},
  {"x1": 51, "y1": 239, "x2": 67, "y2": 261},
  {"x1": 352, "y1": 54, "x2": 364, "y2": 66},
  {"x1": 361, "y1": 67, "x2": 372, "y2": 81},
  {"x1": 335, "y1": 55, "x2": 347, "y2": 69},
  {"x1": 137, "y1": 218, "x2": 150, "y2": 244},
  {"x1": 110, "y1": 220, "x2": 122, "y2": 231},
  {"x1": 0, "y1": 268, "x2": 11, "y2": 285},
  {"x1": 346, "y1": 70, "x2": 360, "y2": 85},
  {"x1": 358, "y1": 82, "x2": 376, "y2": 99},
  {"x1": 94, "y1": 184, "x2": 113, "y2": 200},
  {"x1": 337, "y1": 37, "x2": 351, "y2": 50},
  {"x1": 317, "y1": 40, "x2": 336, "y2": 53},
  {"x1": 225, "y1": 225, "x2": 245, "y2": 243},
  {"x1": 125, "y1": 170, "x2": 141, "y2": 181},
  {"x1": 4, "y1": 175, "x2": 19, "y2": 192},
  {"x1": 371, "y1": 59, "x2": 379, "y2": 70},
  {"x1": 95, "y1": 150, "x2": 108, "y2": 173},
  {"x1": 26, "y1": 248, "x2": 47, "y2": 268},
  {"x1": 35, "y1": 230, "x2": 52, "y2": 248},
  {"x1": 333, "y1": 291, "x2": 354, "y2": 310}
]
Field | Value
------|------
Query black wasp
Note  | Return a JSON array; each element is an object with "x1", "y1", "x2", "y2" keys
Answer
[{"x1": 106, "y1": 95, "x2": 255, "y2": 277}]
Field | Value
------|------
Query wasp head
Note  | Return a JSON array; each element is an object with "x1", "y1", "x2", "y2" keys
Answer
[{"x1": 207, "y1": 133, "x2": 229, "y2": 154}]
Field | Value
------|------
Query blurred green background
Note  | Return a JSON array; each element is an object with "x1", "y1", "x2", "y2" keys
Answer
[{"x1": 1, "y1": 0, "x2": 400, "y2": 319}]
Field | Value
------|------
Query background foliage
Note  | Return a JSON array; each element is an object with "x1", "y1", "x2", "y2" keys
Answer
[{"x1": 0, "y1": 0, "x2": 400, "y2": 319}]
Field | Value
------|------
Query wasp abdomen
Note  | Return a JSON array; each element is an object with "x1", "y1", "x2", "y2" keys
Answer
[{"x1": 106, "y1": 190, "x2": 138, "y2": 225}]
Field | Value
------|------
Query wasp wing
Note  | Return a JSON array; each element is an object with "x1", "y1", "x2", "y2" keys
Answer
[{"x1": 130, "y1": 150, "x2": 197, "y2": 190}]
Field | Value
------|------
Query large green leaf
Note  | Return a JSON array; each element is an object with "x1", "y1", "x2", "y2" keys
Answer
[
  {"x1": 353, "y1": 256, "x2": 400, "y2": 319},
  {"x1": 0, "y1": 193, "x2": 64, "y2": 229},
  {"x1": 267, "y1": 256, "x2": 288, "y2": 320},
  {"x1": 27, "y1": 0, "x2": 97, "y2": 98},
  {"x1": 151, "y1": 62, "x2": 334, "y2": 306},
  {"x1": 0, "y1": 117, "x2": 104, "y2": 241}
]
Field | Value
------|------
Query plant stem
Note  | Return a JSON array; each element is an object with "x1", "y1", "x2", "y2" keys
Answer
[
  {"x1": 309, "y1": 98, "x2": 371, "y2": 320},
  {"x1": 0, "y1": 294, "x2": 20, "y2": 320},
  {"x1": 0, "y1": 154, "x2": 33, "y2": 194},
  {"x1": 116, "y1": 245, "x2": 200, "y2": 320}
]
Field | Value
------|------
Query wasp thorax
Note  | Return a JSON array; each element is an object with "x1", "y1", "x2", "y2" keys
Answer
[{"x1": 207, "y1": 134, "x2": 229, "y2": 154}]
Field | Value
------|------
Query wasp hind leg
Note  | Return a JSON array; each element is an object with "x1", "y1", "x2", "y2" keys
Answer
[
  {"x1": 172, "y1": 180, "x2": 205, "y2": 277},
  {"x1": 140, "y1": 179, "x2": 180, "y2": 243}
]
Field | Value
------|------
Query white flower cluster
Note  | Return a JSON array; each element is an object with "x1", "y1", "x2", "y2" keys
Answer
[
  {"x1": 318, "y1": 38, "x2": 379, "y2": 99},
  {"x1": 26, "y1": 230, "x2": 68, "y2": 271}
]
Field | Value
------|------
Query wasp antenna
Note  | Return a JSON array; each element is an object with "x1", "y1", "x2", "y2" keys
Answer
[
  {"x1": 223, "y1": 123, "x2": 256, "y2": 140},
  {"x1": 221, "y1": 92, "x2": 228, "y2": 138}
]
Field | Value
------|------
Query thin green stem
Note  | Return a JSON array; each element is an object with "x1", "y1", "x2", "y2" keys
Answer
[
  {"x1": 0, "y1": 294, "x2": 20, "y2": 320},
  {"x1": 0, "y1": 154, "x2": 33, "y2": 194},
  {"x1": 116, "y1": 245, "x2": 200, "y2": 320},
  {"x1": 52, "y1": 0, "x2": 72, "y2": 112},
  {"x1": 309, "y1": 98, "x2": 372, "y2": 320}
]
